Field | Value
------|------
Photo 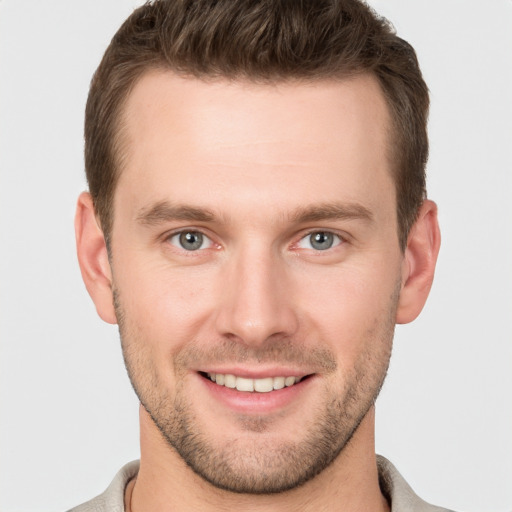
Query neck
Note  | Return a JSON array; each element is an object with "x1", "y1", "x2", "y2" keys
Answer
[{"x1": 129, "y1": 405, "x2": 389, "y2": 512}]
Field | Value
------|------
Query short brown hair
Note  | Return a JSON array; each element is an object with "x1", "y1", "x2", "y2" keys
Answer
[{"x1": 85, "y1": 0, "x2": 429, "y2": 250}]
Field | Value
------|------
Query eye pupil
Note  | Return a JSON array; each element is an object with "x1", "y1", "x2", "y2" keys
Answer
[
  {"x1": 179, "y1": 231, "x2": 203, "y2": 250},
  {"x1": 310, "y1": 232, "x2": 334, "y2": 250}
]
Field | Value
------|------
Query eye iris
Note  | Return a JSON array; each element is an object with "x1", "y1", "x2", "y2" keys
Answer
[
  {"x1": 179, "y1": 231, "x2": 203, "y2": 250},
  {"x1": 310, "y1": 232, "x2": 333, "y2": 250}
]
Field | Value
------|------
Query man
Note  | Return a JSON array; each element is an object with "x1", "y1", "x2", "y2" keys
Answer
[{"x1": 72, "y1": 0, "x2": 445, "y2": 510}]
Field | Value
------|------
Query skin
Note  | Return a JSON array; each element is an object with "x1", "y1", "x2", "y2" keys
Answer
[{"x1": 76, "y1": 71, "x2": 440, "y2": 512}]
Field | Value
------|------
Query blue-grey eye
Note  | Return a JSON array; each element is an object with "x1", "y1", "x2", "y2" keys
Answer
[
  {"x1": 169, "y1": 231, "x2": 212, "y2": 251},
  {"x1": 297, "y1": 231, "x2": 342, "y2": 251}
]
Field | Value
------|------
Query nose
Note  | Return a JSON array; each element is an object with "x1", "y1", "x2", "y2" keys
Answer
[{"x1": 214, "y1": 245, "x2": 299, "y2": 347}]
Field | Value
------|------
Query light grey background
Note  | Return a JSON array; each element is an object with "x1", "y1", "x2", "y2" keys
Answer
[{"x1": 1, "y1": 1, "x2": 511, "y2": 510}]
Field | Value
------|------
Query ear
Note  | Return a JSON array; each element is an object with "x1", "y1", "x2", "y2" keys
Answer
[
  {"x1": 75, "y1": 191, "x2": 117, "y2": 324},
  {"x1": 396, "y1": 199, "x2": 441, "y2": 324}
]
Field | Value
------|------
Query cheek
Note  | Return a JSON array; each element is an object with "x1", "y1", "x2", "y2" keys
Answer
[
  {"x1": 295, "y1": 262, "x2": 400, "y2": 348},
  {"x1": 114, "y1": 257, "x2": 217, "y2": 344}
]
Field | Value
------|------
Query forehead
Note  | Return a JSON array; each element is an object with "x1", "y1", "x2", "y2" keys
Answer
[
  {"x1": 116, "y1": 71, "x2": 394, "y2": 224},
  {"x1": 120, "y1": 71, "x2": 390, "y2": 154}
]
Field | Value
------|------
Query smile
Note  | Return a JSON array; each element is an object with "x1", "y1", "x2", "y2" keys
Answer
[{"x1": 205, "y1": 372, "x2": 305, "y2": 393}]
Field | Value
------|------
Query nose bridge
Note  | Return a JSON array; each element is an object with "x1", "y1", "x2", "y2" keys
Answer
[{"x1": 215, "y1": 241, "x2": 298, "y2": 345}]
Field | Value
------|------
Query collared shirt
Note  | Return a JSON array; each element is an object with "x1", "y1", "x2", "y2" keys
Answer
[{"x1": 68, "y1": 456, "x2": 455, "y2": 512}]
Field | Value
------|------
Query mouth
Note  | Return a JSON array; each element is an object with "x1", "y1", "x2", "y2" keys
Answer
[{"x1": 199, "y1": 372, "x2": 310, "y2": 393}]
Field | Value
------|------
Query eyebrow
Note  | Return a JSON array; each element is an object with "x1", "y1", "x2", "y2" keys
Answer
[
  {"x1": 136, "y1": 201, "x2": 215, "y2": 225},
  {"x1": 135, "y1": 200, "x2": 373, "y2": 226},
  {"x1": 289, "y1": 202, "x2": 374, "y2": 224}
]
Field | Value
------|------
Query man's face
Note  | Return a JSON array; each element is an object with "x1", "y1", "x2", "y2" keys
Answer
[{"x1": 110, "y1": 72, "x2": 403, "y2": 493}]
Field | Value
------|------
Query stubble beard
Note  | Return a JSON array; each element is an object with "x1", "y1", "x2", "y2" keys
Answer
[{"x1": 115, "y1": 289, "x2": 397, "y2": 495}]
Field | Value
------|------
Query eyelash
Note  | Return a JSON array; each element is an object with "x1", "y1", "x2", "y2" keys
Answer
[
  {"x1": 164, "y1": 228, "x2": 346, "y2": 253},
  {"x1": 295, "y1": 231, "x2": 345, "y2": 251},
  {"x1": 166, "y1": 230, "x2": 215, "y2": 252}
]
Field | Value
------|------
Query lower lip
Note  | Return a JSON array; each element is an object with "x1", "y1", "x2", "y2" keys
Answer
[{"x1": 198, "y1": 374, "x2": 314, "y2": 414}]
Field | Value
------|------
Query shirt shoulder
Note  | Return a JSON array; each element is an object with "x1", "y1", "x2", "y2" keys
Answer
[
  {"x1": 377, "y1": 455, "x2": 456, "y2": 512},
  {"x1": 66, "y1": 460, "x2": 140, "y2": 512}
]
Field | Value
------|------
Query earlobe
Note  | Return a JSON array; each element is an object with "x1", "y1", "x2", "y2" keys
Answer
[
  {"x1": 396, "y1": 199, "x2": 441, "y2": 324},
  {"x1": 75, "y1": 191, "x2": 117, "y2": 324}
]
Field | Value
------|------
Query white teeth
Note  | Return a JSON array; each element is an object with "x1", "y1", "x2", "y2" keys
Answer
[
  {"x1": 273, "y1": 376, "x2": 285, "y2": 390},
  {"x1": 206, "y1": 373, "x2": 304, "y2": 392},
  {"x1": 254, "y1": 377, "x2": 274, "y2": 393},
  {"x1": 224, "y1": 374, "x2": 236, "y2": 388},
  {"x1": 285, "y1": 376, "x2": 296, "y2": 387},
  {"x1": 235, "y1": 377, "x2": 254, "y2": 392}
]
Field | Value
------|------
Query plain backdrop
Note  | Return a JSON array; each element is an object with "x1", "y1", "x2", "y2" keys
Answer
[{"x1": 1, "y1": 1, "x2": 511, "y2": 510}]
